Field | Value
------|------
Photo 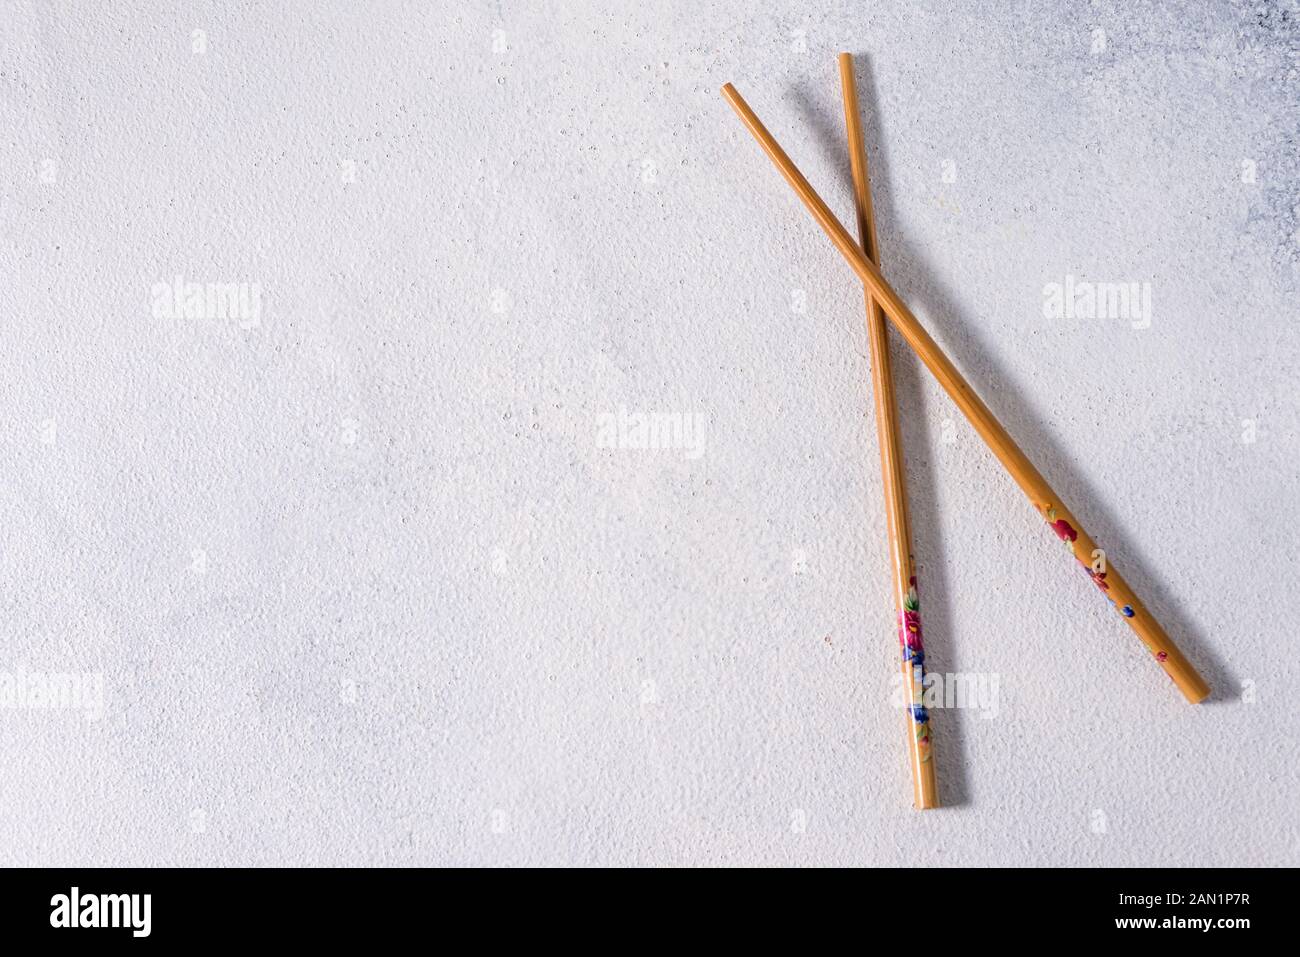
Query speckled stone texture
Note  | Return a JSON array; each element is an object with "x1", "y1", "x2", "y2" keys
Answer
[{"x1": 1, "y1": 2, "x2": 1297, "y2": 866}]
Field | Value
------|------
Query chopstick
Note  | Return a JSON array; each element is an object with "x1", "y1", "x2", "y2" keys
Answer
[
  {"x1": 721, "y1": 81, "x2": 1211, "y2": 704},
  {"x1": 839, "y1": 54, "x2": 939, "y2": 808}
]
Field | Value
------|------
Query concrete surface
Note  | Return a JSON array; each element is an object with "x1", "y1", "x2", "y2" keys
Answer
[{"x1": 1, "y1": 1, "x2": 1297, "y2": 866}]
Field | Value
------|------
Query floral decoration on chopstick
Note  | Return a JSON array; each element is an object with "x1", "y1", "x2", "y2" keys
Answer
[
  {"x1": 899, "y1": 575, "x2": 931, "y2": 762},
  {"x1": 1041, "y1": 502, "x2": 1151, "y2": 645}
]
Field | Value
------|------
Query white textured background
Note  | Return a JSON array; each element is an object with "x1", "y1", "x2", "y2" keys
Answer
[{"x1": 2, "y1": 2, "x2": 1298, "y2": 866}]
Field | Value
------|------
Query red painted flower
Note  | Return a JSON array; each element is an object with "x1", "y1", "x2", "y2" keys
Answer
[
  {"x1": 1156, "y1": 651, "x2": 1168, "y2": 663},
  {"x1": 902, "y1": 610, "x2": 923, "y2": 646},
  {"x1": 1085, "y1": 567, "x2": 1110, "y2": 592},
  {"x1": 1051, "y1": 518, "x2": 1078, "y2": 542},
  {"x1": 900, "y1": 608, "x2": 925, "y2": 664}
]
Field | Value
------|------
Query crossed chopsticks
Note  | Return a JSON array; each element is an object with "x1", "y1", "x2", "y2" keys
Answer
[{"x1": 724, "y1": 56, "x2": 1209, "y2": 809}]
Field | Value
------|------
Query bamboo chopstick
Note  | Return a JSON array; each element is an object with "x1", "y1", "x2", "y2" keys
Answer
[
  {"x1": 839, "y1": 54, "x2": 939, "y2": 808},
  {"x1": 721, "y1": 81, "x2": 1211, "y2": 704}
]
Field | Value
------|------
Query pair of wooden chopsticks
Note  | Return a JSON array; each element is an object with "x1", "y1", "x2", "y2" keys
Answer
[{"x1": 724, "y1": 56, "x2": 1210, "y2": 810}]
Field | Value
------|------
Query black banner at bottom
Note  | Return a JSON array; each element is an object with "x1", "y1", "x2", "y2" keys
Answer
[{"x1": 0, "y1": 866, "x2": 1276, "y2": 945}]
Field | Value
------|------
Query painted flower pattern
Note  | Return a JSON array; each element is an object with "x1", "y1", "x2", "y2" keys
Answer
[
  {"x1": 1085, "y1": 567, "x2": 1109, "y2": 592},
  {"x1": 902, "y1": 612, "x2": 923, "y2": 662},
  {"x1": 898, "y1": 575, "x2": 932, "y2": 762},
  {"x1": 1050, "y1": 518, "x2": 1078, "y2": 542},
  {"x1": 900, "y1": 577, "x2": 924, "y2": 663},
  {"x1": 1042, "y1": 503, "x2": 1140, "y2": 625}
]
